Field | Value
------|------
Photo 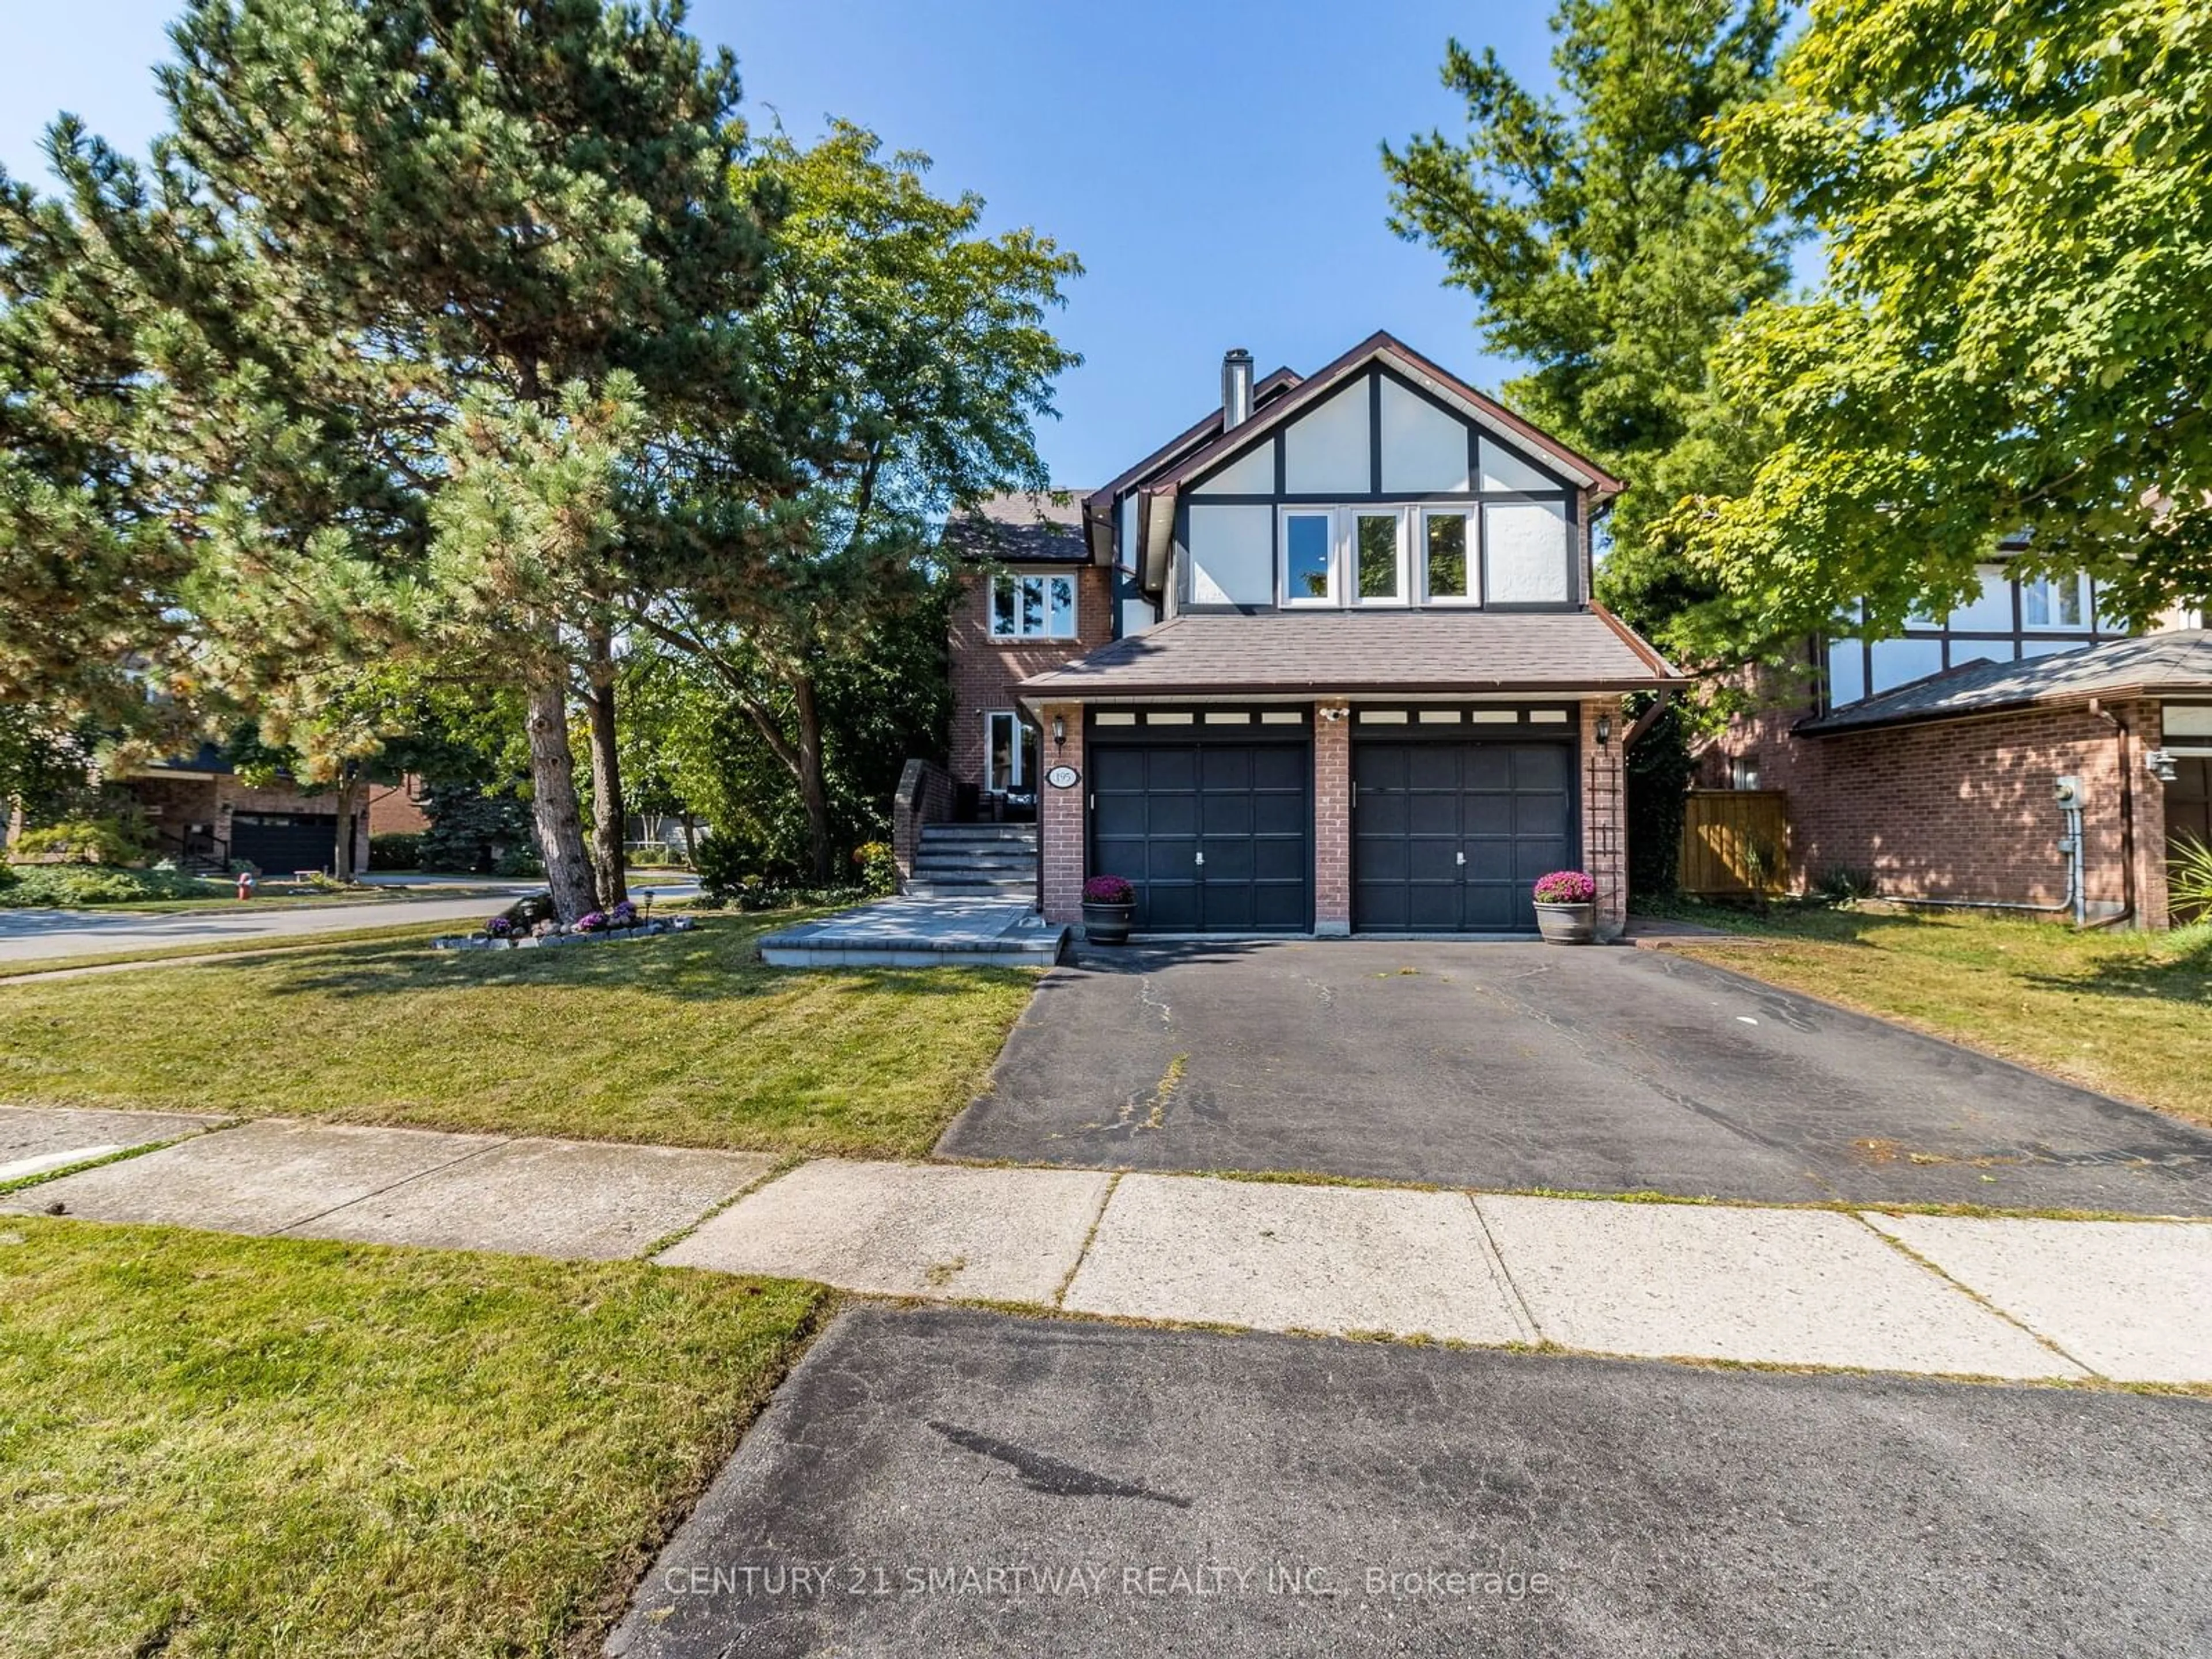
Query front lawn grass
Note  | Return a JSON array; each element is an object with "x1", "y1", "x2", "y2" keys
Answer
[
  {"x1": 0, "y1": 919, "x2": 458, "y2": 979},
  {"x1": 0, "y1": 915, "x2": 1035, "y2": 1155},
  {"x1": 1663, "y1": 905, "x2": 2212, "y2": 1127},
  {"x1": 0, "y1": 1218, "x2": 824, "y2": 1658}
]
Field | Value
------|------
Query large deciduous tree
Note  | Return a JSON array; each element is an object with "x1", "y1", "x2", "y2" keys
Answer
[
  {"x1": 634, "y1": 121, "x2": 1078, "y2": 881},
  {"x1": 1671, "y1": 0, "x2": 2212, "y2": 646},
  {"x1": 1382, "y1": 0, "x2": 1792, "y2": 646}
]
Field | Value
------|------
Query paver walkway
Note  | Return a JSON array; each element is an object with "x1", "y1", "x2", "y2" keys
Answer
[{"x1": 6, "y1": 1105, "x2": 2208, "y2": 1384}]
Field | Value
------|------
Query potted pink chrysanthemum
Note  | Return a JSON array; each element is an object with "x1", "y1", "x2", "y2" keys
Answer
[
  {"x1": 1531, "y1": 869, "x2": 1597, "y2": 944},
  {"x1": 1081, "y1": 874, "x2": 1135, "y2": 945}
]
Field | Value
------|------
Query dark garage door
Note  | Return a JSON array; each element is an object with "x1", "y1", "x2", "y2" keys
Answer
[
  {"x1": 231, "y1": 812, "x2": 339, "y2": 874},
  {"x1": 1091, "y1": 741, "x2": 1310, "y2": 933},
  {"x1": 1354, "y1": 741, "x2": 1574, "y2": 933}
]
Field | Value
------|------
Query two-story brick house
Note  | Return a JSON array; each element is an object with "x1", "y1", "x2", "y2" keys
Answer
[
  {"x1": 934, "y1": 331, "x2": 1680, "y2": 940},
  {"x1": 1695, "y1": 565, "x2": 2212, "y2": 929}
]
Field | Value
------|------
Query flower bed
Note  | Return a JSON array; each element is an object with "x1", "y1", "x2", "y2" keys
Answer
[{"x1": 431, "y1": 912, "x2": 698, "y2": 953}]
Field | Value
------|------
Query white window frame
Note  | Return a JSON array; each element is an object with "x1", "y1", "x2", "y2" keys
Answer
[
  {"x1": 1347, "y1": 507, "x2": 1411, "y2": 607},
  {"x1": 1418, "y1": 507, "x2": 1481, "y2": 606},
  {"x1": 1278, "y1": 507, "x2": 1339, "y2": 607},
  {"x1": 983, "y1": 710, "x2": 1036, "y2": 794},
  {"x1": 989, "y1": 570, "x2": 1078, "y2": 641},
  {"x1": 2018, "y1": 571, "x2": 2089, "y2": 632}
]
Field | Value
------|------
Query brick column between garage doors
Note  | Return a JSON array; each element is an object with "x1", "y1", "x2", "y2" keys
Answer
[
  {"x1": 1582, "y1": 699, "x2": 1627, "y2": 939},
  {"x1": 1314, "y1": 703, "x2": 1351, "y2": 935},
  {"x1": 1040, "y1": 704, "x2": 1085, "y2": 924}
]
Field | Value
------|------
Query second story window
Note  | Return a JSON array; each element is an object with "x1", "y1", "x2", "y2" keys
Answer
[
  {"x1": 991, "y1": 571, "x2": 1077, "y2": 641},
  {"x1": 1352, "y1": 512, "x2": 1406, "y2": 604},
  {"x1": 1423, "y1": 510, "x2": 1474, "y2": 603},
  {"x1": 1283, "y1": 512, "x2": 1335, "y2": 604},
  {"x1": 2020, "y1": 573, "x2": 2086, "y2": 630}
]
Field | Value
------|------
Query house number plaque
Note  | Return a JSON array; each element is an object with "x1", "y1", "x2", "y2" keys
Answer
[{"x1": 1044, "y1": 765, "x2": 1080, "y2": 790}]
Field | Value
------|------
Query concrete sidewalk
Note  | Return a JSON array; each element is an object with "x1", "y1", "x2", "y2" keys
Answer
[{"x1": 6, "y1": 1106, "x2": 2208, "y2": 1385}]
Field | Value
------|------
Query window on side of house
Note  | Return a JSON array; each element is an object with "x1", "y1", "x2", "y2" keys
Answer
[
  {"x1": 989, "y1": 571, "x2": 1078, "y2": 641},
  {"x1": 1729, "y1": 755, "x2": 1762, "y2": 791},
  {"x1": 1282, "y1": 510, "x2": 1335, "y2": 604},
  {"x1": 1826, "y1": 637, "x2": 1866, "y2": 707},
  {"x1": 984, "y1": 711, "x2": 1037, "y2": 794},
  {"x1": 1422, "y1": 510, "x2": 1475, "y2": 603},
  {"x1": 2020, "y1": 572, "x2": 2086, "y2": 630}
]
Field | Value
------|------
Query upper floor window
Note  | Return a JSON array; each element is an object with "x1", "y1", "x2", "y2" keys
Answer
[
  {"x1": 1283, "y1": 512, "x2": 1334, "y2": 604},
  {"x1": 991, "y1": 571, "x2": 1077, "y2": 641},
  {"x1": 2020, "y1": 573, "x2": 2087, "y2": 630},
  {"x1": 1274, "y1": 503, "x2": 1563, "y2": 608}
]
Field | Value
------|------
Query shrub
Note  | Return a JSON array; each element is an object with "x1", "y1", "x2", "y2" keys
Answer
[
  {"x1": 1532, "y1": 869, "x2": 1597, "y2": 906},
  {"x1": 691, "y1": 830, "x2": 751, "y2": 902},
  {"x1": 1624, "y1": 697, "x2": 1695, "y2": 902},
  {"x1": 491, "y1": 843, "x2": 543, "y2": 878},
  {"x1": 369, "y1": 831, "x2": 423, "y2": 870},
  {"x1": 853, "y1": 840, "x2": 899, "y2": 896},
  {"x1": 1082, "y1": 874, "x2": 1134, "y2": 906},
  {"x1": 1813, "y1": 865, "x2": 1878, "y2": 904},
  {"x1": 2170, "y1": 835, "x2": 2212, "y2": 925},
  {"x1": 2, "y1": 865, "x2": 217, "y2": 907},
  {"x1": 11, "y1": 815, "x2": 153, "y2": 866},
  {"x1": 626, "y1": 844, "x2": 676, "y2": 868}
]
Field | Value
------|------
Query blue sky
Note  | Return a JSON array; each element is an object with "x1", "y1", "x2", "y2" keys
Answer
[{"x1": 0, "y1": 0, "x2": 1559, "y2": 486}]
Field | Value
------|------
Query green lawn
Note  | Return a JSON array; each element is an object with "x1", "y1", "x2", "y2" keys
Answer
[
  {"x1": 0, "y1": 1218, "x2": 823, "y2": 1658},
  {"x1": 0, "y1": 915, "x2": 1035, "y2": 1155},
  {"x1": 1663, "y1": 905, "x2": 2212, "y2": 1128}
]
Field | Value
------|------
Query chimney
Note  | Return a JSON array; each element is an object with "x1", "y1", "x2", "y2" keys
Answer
[{"x1": 1221, "y1": 347, "x2": 1254, "y2": 429}]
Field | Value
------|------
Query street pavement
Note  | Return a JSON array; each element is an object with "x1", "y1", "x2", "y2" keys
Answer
[
  {"x1": 607, "y1": 1304, "x2": 2212, "y2": 1658},
  {"x1": 0, "y1": 877, "x2": 697, "y2": 964}
]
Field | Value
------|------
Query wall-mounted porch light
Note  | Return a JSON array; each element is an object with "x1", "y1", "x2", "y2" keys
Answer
[
  {"x1": 1051, "y1": 714, "x2": 1066, "y2": 748},
  {"x1": 1596, "y1": 714, "x2": 1613, "y2": 745}
]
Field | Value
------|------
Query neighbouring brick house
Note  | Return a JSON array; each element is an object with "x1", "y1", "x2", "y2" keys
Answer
[
  {"x1": 1696, "y1": 599, "x2": 2212, "y2": 929},
  {"x1": 921, "y1": 331, "x2": 1681, "y2": 939},
  {"x1": 115, "y1": 744, "x2": 374, "y2": 873}
]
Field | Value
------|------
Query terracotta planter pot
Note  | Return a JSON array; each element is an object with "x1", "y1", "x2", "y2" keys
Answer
[
  {"x1": 1081, "y1": 901, "x2": 1134, "y2": 945},
  {"x1": 1533, "y1": 901, "x2": 1595, "y2": 945}
]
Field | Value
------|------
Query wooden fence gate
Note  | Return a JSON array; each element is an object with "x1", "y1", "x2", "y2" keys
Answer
[{"x1": 1678, "y1": 790, "x2": 1790, "y2": 895}]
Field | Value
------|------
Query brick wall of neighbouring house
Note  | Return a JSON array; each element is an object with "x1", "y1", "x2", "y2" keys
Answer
[
  {"x1": 1581, "y1": 698, "x2": 1628, "y2": 938},
  {"x1": 1313, "y1": 704, "x2": 1351, "y2": 934},
  {"x1": 949, "y1": 564, "x2": 1116, "y2": 789},
  {"x1": 366, "y1": 779, "x2": 430, "y2": 835},
  {"x1": 1701, "y1": 677, "x2": 2172, "y2": 923},
  {"x1": 1039, "y1": 702, "x2": 1086, "y2": 924}
]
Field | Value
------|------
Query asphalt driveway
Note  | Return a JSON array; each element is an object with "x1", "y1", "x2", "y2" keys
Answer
[
  {"x1": 938, "y1": 940, "x2": 2212, "y2": 1214},
  {"x1": 610, "y1": 1305, "x2": 2212, "y2": 1658}
]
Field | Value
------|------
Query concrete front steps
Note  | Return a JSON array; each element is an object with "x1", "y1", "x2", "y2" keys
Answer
[{"x1": 906, "y1": 822, "x2": 1037, "y2": 900}]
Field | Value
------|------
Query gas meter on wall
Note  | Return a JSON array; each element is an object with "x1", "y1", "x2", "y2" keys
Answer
[{"x1": 2052, "y1": 775, "x2": 2083, "y2": 809}]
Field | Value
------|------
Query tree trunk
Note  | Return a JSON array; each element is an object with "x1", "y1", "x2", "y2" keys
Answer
[
  {"x1": 525, "y1": 673, "x2": 599, "y2": 921},
  {"x1": 331, "y1": 770, "x2": 361, "y2": 881},
  {"x1": 584, "y1": 627, "x2": 628, "y2": 908},
  {"x1": 793, "y1": 671, "x2": 834, "y2": 884}
]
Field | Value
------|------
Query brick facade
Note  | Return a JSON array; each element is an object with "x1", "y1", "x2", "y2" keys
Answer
[
  {"x1": 1038, "y1": 702, "x2": 1086, "y2": 923},
  {"x1": 1701, "y1": 663, "x2": 2174, "y2": 923},
  {"x1": 949, "y1": 564, "x2": 1116, "y2": 791},
  {"x1": 366, "y1": 779, "x2": 430, "y2": 835},
  {"x1": 119, "y1": 770, "x2": 372, "y2": 872},
  {"x1": 1581, "y1": 698, "x2": 1628, "y2": 938},
  {"x1": 1313, "y1": 704, "x2": 1351, "y2": 934}
]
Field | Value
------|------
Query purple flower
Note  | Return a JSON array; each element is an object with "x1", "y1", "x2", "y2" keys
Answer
[
  {"x1": 486, "y1": 916, "x2": 513, "y2": 937},
  {"x1": 576, "y1": 910, "x2": 608, "y2": 933},
  {"x1": 609, "y1": 899, "x2": 639, "y2": 927},
  {"x1": 1083, "y1": 875, "x2": 1134, "y2": 905},
  {"x1": 1532, "y1": 870, "x2": 1597, "y2": 905}
]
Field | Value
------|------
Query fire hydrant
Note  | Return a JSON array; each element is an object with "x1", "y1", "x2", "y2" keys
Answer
[{"x1": 235, "y1": 869, "x2": 257, "y2": 901}]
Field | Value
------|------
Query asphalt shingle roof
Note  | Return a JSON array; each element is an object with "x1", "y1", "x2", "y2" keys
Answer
[
  {"x1": 943, "y1": 491, "x2": 1092, "y2": 565},
  {"x1": 1015, "y1": 609, "x2": 1677, "y2": 699},
  {"x1": 1800, "y1": 630, "x2": 2212, "y2": 734}
]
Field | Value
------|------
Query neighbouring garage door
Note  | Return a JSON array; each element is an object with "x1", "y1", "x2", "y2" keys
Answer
[
  {"x1": 231, "y1": 812, "x2": 340, "y2": 874},
  {"x1": 1090, "y1": 738, "x2": 1310, "y2": 933},
  {"x1": 1354, "y1": 741, "x2": 1575, "y2": 933}
]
